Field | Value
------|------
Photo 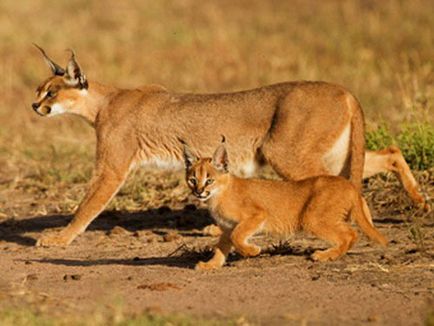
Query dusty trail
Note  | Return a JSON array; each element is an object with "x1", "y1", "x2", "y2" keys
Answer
[{"x1": 0, "y1": 196, "x2": 432, "y2": 325}]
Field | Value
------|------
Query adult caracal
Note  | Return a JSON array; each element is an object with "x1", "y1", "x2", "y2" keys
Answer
[
  {"x1": 182, "y1": 139, "x2": 388, "y2": 269},
  {"x1": 31, "y1": 45, "x2": 427, "y2": 247}
]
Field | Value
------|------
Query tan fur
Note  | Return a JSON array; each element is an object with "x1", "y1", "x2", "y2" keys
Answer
[
  {"x1": 31, "y1": 46, "x2": 427, "y2": 247},
  {"x1": 183, "y1": 143, "x2": 388, "y2": 270},
  {"x1": 364, "y1": 146, "x2": 429, "y2": 210}
]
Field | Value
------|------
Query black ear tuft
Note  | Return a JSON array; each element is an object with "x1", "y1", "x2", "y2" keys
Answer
[{"x1": 33, "y1": 43, "x2": 65, "y2": 76}]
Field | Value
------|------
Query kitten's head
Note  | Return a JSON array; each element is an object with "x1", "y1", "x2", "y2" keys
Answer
[{"x1": 181, "y1": 137, "x2": 229, "y2": 201}]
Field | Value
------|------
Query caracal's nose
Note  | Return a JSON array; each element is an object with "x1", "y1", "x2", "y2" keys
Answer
[{"x1": 32, "y1": 102, "x2": 39, "y2": 110}]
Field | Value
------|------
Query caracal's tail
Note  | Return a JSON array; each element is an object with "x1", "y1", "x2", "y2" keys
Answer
[
  {"x1": 352, "y1": 196, "x2": 388, "y2": 246},
  {"x1": 347, "y1": 95, "x2": 365, "y2": 192}
]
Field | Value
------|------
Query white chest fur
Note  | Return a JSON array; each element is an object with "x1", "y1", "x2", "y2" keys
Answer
[{"x1": 211, "y1": 210, "x2": 236, "y2": 230}]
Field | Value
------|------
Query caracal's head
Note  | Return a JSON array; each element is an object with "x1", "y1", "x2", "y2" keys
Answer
[
  {"x1": 32, "y1": 44, "x2": 88, "y2": 117},
  {"x1": 182, "y1": 137, "x2": 229, "y2": 201}
]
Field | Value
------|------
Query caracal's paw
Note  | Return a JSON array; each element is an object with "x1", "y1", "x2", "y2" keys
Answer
[
  {"x1": 36, "y1": 231, "x2": 74, "y2": 247},
  {"x1": 237, "y1": 245, "x2": 261, "y2": 258},
  {"x1": 311, "y1": 250, "x2": 340, "y2": 262},
  {"x1": 195, "y1": 261, "x2": 222, "y2": 271}
]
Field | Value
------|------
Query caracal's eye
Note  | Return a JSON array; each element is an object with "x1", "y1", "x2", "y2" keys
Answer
[
  {"x1": 206, "y1": 179, "x2": 214, "y2": 185},
  {"x1": 189, "y1": 177, "x2": 197, "y2": 186}
]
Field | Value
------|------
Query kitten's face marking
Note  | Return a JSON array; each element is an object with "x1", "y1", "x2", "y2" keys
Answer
[
  {"x1": 182, "y1": 139, "x2": 229, "y2": 201},
  {"x1": 186, "y1": 159, "x2": 223, "y2": 201}
]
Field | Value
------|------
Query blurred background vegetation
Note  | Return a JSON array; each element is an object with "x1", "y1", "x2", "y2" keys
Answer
[{"x1": 0, "y1": 0, "x2": 432, "y2": 216}]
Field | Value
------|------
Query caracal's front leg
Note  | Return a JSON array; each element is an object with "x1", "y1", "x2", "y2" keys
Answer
[
  {"x1": 37, "y1": 135, "x2": 136, "y2": 247},
  {"x1": 196, "y1": 229, "x2": 232, "y2": 270}
]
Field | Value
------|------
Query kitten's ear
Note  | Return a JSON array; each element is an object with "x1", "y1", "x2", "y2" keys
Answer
[
  {"x1": 212, "y1": 136, "x2": 228, "y2": 172},
  {"x1": 179, "y1": 138, "x2": 198, "y2": 170}
]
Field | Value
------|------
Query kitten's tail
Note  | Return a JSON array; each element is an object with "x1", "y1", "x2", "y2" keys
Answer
[{"x1": 352, "y1": 196, "x2": 388, "y2": 247}]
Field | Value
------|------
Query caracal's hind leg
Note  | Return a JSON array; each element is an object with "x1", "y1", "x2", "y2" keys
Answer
[
  {"x1": 230, "y1": 213, "x2": 265, "y2": 257},
  {"x1": 196, "y1": 229, "x2": 232, "y2": 270},
  {"x1": 36, "y1": 136, "x2": 137, "y2": 247},
  {"x1": 261, "y1": 133, "x2": 330, "y2": 180},
  {"x1": 364, "y1": 146, "x2": 429, "y2": 210},
  {"x1": 261, "y1": 89, "x2": 353, "y2": 181}
]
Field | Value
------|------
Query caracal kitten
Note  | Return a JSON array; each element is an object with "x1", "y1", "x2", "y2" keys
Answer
[{"x1": 182, "y1": 139, "x2": 388, "y2": 270}]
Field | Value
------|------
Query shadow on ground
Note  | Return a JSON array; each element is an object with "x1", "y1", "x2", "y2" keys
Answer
[
  {"x1": 0, "y1": 206, "x2": 213, "y2": 246},
  {"x1": 29, "y1": 242, "x2": 320, "y2": 270}
]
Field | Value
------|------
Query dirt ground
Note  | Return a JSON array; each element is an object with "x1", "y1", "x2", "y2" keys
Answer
[
  {"x1": 0, "y1": 169, "x2": 433, "y2": 325},
  {"x1": 0, "y1": 0, "x2": 433, "y2": 324}
]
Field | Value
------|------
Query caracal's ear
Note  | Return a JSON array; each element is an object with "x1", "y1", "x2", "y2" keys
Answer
[
  {"x1": 212, "y1": 136, "x2": 228, "y2": 173},
  {"x1": 33, "y1": 43, "x2": 65, "y2": 76},
  {"x1": 179, "y1": 138, "x2": 199, "y2": 170},
  {"x1": 64, "y1": 49, "x2": 88, "y2": 90}
]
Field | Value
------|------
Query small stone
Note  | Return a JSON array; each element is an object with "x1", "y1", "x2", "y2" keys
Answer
[
  {"x1": 202, "y1": 224, "x2": 223, "y2": 237},
  {"x1": 137, "y1": 282, "x2": 181, "y2": 291},
  {"x1": 109, "y1": 226, "x2": 130, "y2": 236},
  {"x1": 133, "y1": 230, "x2": 152, "y2": 238},
  {"x1": 367, "y1": 315, "x2": 379, "y2": 322},
  {"x1": 63, "y1": 274, "x2": 82, "y2": 281},
  {"x1": 163, "y1": 232, "x2": 181, "y2": 242},
  {"x1": 27, "y1": 274, "x2": 38, "y2": 281}
]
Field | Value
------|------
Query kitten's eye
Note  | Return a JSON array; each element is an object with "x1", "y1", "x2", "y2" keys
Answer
[
  {"x1": 206, "y1": 179, "x2": 214, "y2": 185},
  {"x1": 46, "y1": 90, "x2": 56, "y2": 98},
  {"x1": 189, "y1": 178, "x2": 197, "y2": 186}
]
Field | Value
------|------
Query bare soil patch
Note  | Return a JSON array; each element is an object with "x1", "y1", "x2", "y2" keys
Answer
[{"x1": 0, "y1": 170, "x2": 432, "y2": 325}]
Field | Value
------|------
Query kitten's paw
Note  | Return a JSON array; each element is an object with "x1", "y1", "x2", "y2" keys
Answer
[
  {"x1": 195, "y1": 261, "x2": 221, "y2": 270},
  {"x1": 36, "y1": 231, "x2": 74, "y2": 247},
  {"x1": 311, "y1": 250, "x2": 338, "y2": 262},
  {"x1": 238, "y1": 245, "x2": 261, "y2": 257}
]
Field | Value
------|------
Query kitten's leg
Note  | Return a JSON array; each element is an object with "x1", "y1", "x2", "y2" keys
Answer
[
  {"x1": 195, "y1": 229, "x2": 232, "y2": 270},
  {"x1": 308, "y1": 219, "x2": 357, "y2": 262},
  {"x1": 303, "y1": 199, "x2": 357, "y2": 261},
  {"x1": 231, "y1": 214, "x2": 265, "y2": 257}
]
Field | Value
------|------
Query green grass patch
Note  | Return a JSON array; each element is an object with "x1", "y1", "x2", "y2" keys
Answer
[{"x1": 366, "y1": 123, "x2": 434, "y2": 170}]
